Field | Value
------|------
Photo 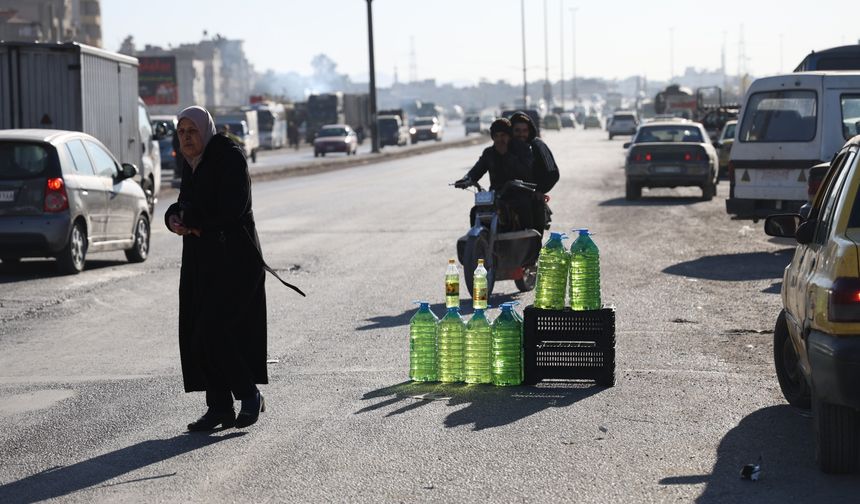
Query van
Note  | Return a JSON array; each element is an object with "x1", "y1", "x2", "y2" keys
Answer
[{"x1": 726, "y1": 71, "x2": 860, "y2": 221}]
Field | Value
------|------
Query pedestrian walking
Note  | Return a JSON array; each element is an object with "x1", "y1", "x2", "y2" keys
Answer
[{"x1": 165, "y1": 106, "x2": 271, "y2": 431}]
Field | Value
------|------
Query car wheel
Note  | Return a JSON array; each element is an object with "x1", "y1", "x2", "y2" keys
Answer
[
  {"x1": 609, "y1": 133, "x2": 614, "y2": 140},
  {"x1": 702, "y1": 180, "x2": 716, "y2": 201},
  {"x1": 251, "y1": 149, "x2": 257, "y2": 163},
  {"x1": 124, "y1": 215, "x2": 150, "y2": 263},
  {"x1": 625, "y1": 180, "x2": 641, "y2": 200},
  {"x1": 515, "y1": 265, "x2": 537, "y2": 292},
  {"x1": 57, "y1": 220, "x2": 87, "y2": 274},
  {"x1": 314, "y1": 151, "x2": 319, "y2": 158},
  {"x1": 320, "y1": 152, "x2": 326, "y2": 157},
  {"x1": 773, "y1": 310, "x2": 811, "y2": 409},
  {"x1": 814, "y1": 390, "x2": 860, "y2": 474}
]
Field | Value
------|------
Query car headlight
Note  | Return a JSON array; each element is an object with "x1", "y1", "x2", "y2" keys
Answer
[
  {"x1": 344, "y1": 138, "x2": 350, "y2": 143},
  {"x1": 431, "y1": 126, "x2": 439, "y2": 133},
  {"x1": 409, "y1": 128, "x2": 416, "y2": 134}
]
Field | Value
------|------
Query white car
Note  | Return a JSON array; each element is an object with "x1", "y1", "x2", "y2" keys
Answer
[{"x1": 313, "y1": 124, "x2": 358, "y2": 157}]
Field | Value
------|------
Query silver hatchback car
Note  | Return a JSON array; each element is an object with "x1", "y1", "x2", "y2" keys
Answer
[{"x1": 0, "y1": 129, "x2": 151, "y2": 273}]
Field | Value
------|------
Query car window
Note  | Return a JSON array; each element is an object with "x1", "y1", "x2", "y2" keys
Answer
[
  {"x1": 0, "y1": 142, "x2": 51, "y2": 179},
  {"x1": 815, "y1": 150, "x2": 856, "y2": 243},
  {"x1": 738, "y1": 90, "x2": 817, "y2": 142},
  {"x1": 84, "y1": 140, "x2": 118, "y2": 178},
  {"x1": 722, "y1": 123, "x2": 736, "y2": 140},
  {"x1": 635, "y1": 126, "x2": 703, "y2": 143},
  {"x1": 840, "y1": 95, "x2": 860, "y2": 140},
  {"x1": 65, "y1": 140, "x2": 96, "y2": 175}
]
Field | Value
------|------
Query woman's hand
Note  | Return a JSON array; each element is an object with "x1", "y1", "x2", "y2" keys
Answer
[{"x1": 168, "y1": 214, "x2": 190, "y2": 235}]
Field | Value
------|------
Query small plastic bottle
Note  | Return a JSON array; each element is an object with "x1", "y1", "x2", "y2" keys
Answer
[
  {"x1": 409, "y1": 301, "x2": 439, "y2": 382},
  {"x1": 473, "y1": 259, "x2": 488, "y2": 310},
  {"x1": 445, "y1": 259, "x2": 460, "y2": 309}
]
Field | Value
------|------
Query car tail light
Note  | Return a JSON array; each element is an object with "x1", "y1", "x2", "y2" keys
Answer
[
  {"x1": 828, "y1": 277, "x2": 860, "y2": 322},
  {"x1": 44, "y1": 177, "x2": 69, "y2": 213},
  {"x1": 684, "y1": 152, "x2": 692, "y2": 161},
  {"x1": 171, "y1": 149, "x2": 176, "y2": 158},
  {"x1": 645, "y1": 152, "x2": 652, "y2": 162}
]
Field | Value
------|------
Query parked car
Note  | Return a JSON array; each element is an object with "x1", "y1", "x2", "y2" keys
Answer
[
  {"x1": 463, "y1": 115, "x2": 488, "y2": 135},
  {"x1": 607, "y1": 111, "x2": 638, "y2": 139},
  {"x1": 623, "y1": 120, "x2": 718, "y2": 200},
  {"x1": 543, "y1": 114, "x2": 562, "y2": 131},
  {"x1": 764, "y1": 137, "x2": 860, "y2": 473},
  {"x1": 313, "y1": 124, "x2": 358, "y2": 157},
  {"x1": 0, "y1": 129, "x2": 150, "y2": 273},
  {"x1": 560, "y1": 113, "x2": 576, "y2": 128},
  {"x1": 714, "y1": 119, "x2": 737, "y2": 178},
  {"x1": 377, "y1": 115, "x2": 409, "y2": 147},
  {"x1": 583, "y1": 115, "x2": 602, "y2": 129},
  {"x1": 151, "y1": 115, "x2": 178, "y2": 176},
  {"x1": 410, "y1": 116, "x2": 443, "y2": 143}
]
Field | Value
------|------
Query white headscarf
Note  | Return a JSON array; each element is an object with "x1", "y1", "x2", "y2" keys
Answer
[{"x1": 177, "y1": 106, "x2": 217, "y2": 171}]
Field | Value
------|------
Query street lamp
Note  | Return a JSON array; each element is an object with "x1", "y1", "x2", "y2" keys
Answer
[
  {"x1": 521, "y1": 0, "x2": 527, "y2": 107},
  {"x1": 365, "y1": 0, "x2": 379, "y2": 153},
  {"x1": 559, "y1": 0, "x2": 565, "y2": 109}
]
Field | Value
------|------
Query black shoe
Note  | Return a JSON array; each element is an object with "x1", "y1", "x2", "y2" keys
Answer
[
  {"x1": 235, "y1": 392, "x2": 265, "y2": 428},
  {"x1": 187, "y1": 408, "x2": 236, "y2": 432}
]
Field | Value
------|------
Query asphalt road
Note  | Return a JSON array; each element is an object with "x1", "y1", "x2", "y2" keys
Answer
[{"x1": 1, "y1": 127, "x2": 859, "y2": 502}]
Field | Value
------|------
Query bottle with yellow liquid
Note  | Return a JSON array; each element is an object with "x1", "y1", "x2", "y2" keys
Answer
[
  {"x1": 445, "y1": 259, "x2": 460, "y2": 309},
  {"x1": 473, "y1": 259, "x2": 488, "y2": 310}
]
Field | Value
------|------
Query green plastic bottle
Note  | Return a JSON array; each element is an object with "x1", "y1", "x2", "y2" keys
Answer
[
  {"x1": 445, "y1": 259, "x2": 460, "y2": 309},
  {"x1": 569, "y1": 228, "x2": 601, "y2": 311},
  {"x1": 473, "y1": 259, "x2": 488, "y2": 309},
  {"x1": 437, "y1": 306, "x2": 466, "y2": 383},
  {"x1": 409, "y1": 301, "x2": 439, "y2": 382},
  {"x1": 464, "y1": 307, "x2": 493, "y2": 384},
  {"x1": 534, "y1": 232, "x2": 570, "y2": 310},
  {"x1": 491, "y1": 304, "x2": 523, "y2": 386}
]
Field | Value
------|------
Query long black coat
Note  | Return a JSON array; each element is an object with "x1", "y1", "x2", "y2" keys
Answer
[{"x1": 164, "y1": 134, "x2": 267, "y2": 392}]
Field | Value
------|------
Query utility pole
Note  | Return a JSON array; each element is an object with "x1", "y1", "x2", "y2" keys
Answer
[
  {"x1": 559, "y1": 0, "x2": 565, "y2": 109},
  {"x1": 543, "y1": 0, "x2": 551, "y2": 104},
  {"x1": 365, "y1": 0, "x2": 379, "y2": 153},
  {"x1": 521, "y1": 0, "x2": 527, "y2": 108},
  {"x1": 669, "y1": 27, "x2": 675, "y2": 82},
  {"x1": 570, "y1": 7, "x2": 578, "y2": 100}
]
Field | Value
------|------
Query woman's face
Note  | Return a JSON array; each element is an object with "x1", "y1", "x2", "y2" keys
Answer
[{"x1": 177, "y1": 118, "x2": 204, "y2": 158}]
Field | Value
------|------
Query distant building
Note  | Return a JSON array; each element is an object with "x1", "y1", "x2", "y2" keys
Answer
[{"x1": 0, "y1": 0, "x2": 101, "y2": 47}]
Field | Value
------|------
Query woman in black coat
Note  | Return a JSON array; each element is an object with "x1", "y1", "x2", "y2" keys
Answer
[{"x1": 165, "y1": 106, "x2": 267, "y2": 431}]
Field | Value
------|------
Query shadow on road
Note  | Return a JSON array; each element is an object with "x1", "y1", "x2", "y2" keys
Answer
[
  {"x1": 659, "y1": 405, "x2": 860, "y2": 502},
  {"x1": 0, "y1": 432, "x2": 244, "y2": 503},
  {"x1": 599, "y1": 196, "x2": 705, "y2": 207},
  {"x1": 357, "y1": 380, "x2": 604, "y2": 430},
  {"x1": 663, "y1": 249, "x2": 793, "y2": 282},
  {"x1": 356, "y1": 292, "x2": 523, "y2": 331},
  {"x1": 0, "y1": 259, "x2": 127, "y2": 284}
]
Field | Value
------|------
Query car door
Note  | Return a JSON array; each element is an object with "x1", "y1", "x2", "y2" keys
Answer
[
  {"x1": 63, "y1": 139, "x2": 109, "y2": 242},
  {"x1": 84, "y1": 140, "x2": 135, "y2": 243},
  {"x1": 794, "y1": 149, "x2": 856, "y2": 341}
]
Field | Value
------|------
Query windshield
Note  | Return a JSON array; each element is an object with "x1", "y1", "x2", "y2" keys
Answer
[
  {"x1": 318, "y1": 128, "x2": 348, "y2": 137},
  {"x1": 0, "y1": 142, "x2": 51, "y2": 179},
  {"x1": 614, "y1": 115, "x2": 635, "y2": 121},
  {"x1": 635, "y1": 126, "x2": 704, "y2": 143},
  {"x1": 414, "y1": 119, "x2": 435, "y2": 126},
  {"x1": 464, "y1": 116, "x2": 480, "y2": 122},
  {"x1": 841, "y1": 95, "x2": 860, "y2": 140},
  {"x1": 216, "y1": 123, "x2": 245, "y2": 135},
  {"x1": 722, "y1": 123, "x2": 737, "y2": 140},
  {"x1": 738, "y1": 90, "x2": 817, "y2": 142},
  {"x1": 378, "y1": 119, "x2": 398, "y2": 132}
]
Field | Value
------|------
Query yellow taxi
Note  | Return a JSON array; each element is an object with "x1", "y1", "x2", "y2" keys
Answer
[{"x1": 765, "y1": 137, "x2": 860, "y2": 474}]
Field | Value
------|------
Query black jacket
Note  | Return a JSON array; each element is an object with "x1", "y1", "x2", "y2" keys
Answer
[
  {"x1": 509, "y1": 111, "x2": 560, "y2": 193},
  {"x1": 465, "y1": 144, "x2": 533, "y2": 192},
  {"x1": 164, "y1": 134, "x2": 267, "y2": 392}
]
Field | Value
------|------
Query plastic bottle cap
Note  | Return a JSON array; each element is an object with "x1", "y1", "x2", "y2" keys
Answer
[
  {"x1": 413, "y1": 300, "x2": 430, "y2": 309},
  {"x1": 447, "y1": 306, "x2": 460, "y2": 312},
  {"x1": 448, "y1": 259, "x2": 455, "y2": 264},
  {"x1": 478, "y1": 259, "x2": 484, "y2": 265}
]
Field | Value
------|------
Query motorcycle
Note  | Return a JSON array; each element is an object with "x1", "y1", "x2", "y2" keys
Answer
[{"x1": 453, "y1": 178, "x2": 546, "y2": 298}]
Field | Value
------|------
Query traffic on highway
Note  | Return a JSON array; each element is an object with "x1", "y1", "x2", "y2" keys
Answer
[{"x1": 2, "y1": 2, "x2": 860, "y2": 502}]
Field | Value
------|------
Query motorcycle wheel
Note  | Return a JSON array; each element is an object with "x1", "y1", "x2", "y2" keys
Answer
[
  {"x1": 463, "y1": 229, "x2": 495, "y2": 299},
  {"x1": 515, "y1": 265, "x2": 537, "y2": 292}
]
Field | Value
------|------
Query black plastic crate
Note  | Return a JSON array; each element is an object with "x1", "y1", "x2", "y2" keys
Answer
[{"x1": 523, "y1": 305, "x2": 615, "y2": 386}]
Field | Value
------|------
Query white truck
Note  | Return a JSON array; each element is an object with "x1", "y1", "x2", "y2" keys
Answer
[
  {"x1": 215, "y1": 110, "x2": 260, "y2": 163},
  {"x1": 726, "y1": 72, "x2": 860, "y2": 221},
  {"x1": 0, "y1": 41, "x2": 161, "y2": 210}
]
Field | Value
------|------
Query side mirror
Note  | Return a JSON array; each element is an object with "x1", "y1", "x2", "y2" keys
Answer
[
  {"x1": 118, "y1": 162, "x2": 138, "y2": 181},
  {"x1": 623, "y1": 142, "x2": 631, "y2": 149},
  {"x1": 764, "y1": 213, "x2": 802, "y2": 238}
]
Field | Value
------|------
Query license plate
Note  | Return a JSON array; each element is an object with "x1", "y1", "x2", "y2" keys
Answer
[
  {"x1": 475, "y1": 191, "x2": 495, "y2": 205},
  {"x1": 653, "y1": 166, "x2": 681, "y2": 174},
  {"x1": 0, "y1": 190, "x2": 14, "y2": 202}
]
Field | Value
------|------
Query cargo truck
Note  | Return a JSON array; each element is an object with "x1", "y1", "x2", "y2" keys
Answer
[
  {"x1": 0, "y1": 42, "x2": 161, "y2": 211},
  {"x1": 306, "y1": 93, "x2": 370, "y2": 143}
]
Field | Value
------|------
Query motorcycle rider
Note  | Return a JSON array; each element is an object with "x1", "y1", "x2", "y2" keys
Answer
[{"x1": 509, "y1": 111, "x2": 559, "y2": 231}]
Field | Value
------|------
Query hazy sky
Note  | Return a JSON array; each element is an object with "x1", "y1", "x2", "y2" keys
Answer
[{"x1": 102, "y1": 0, "x2": 858, "y2": 85}]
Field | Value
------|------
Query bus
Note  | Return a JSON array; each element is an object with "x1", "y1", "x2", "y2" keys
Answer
[{"x1": 253, "y1": 103, "x2": 286, "y2": 149}]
